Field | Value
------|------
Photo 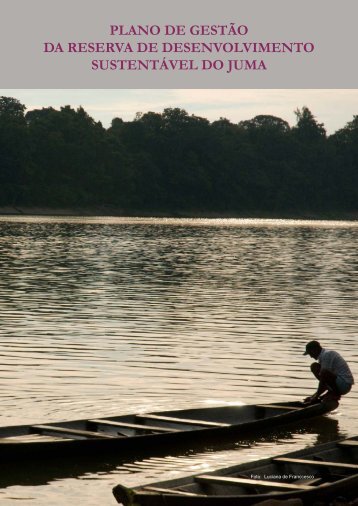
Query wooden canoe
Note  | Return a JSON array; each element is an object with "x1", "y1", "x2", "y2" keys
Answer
[
  {"x1": 113, "y1": 436, "x2": 358, "y2": 505},
  {"x1": 0, "y1": 400, "x2": 337, "y2": 461}
]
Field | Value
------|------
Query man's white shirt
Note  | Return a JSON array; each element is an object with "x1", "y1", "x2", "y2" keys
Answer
[{"x1": 318, "y1": 348, "x2": 354, "y2": 385}]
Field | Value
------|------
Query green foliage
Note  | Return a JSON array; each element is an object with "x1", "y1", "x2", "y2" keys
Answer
[
  {"x1": 0, "y1": 96, "x2": 29, "y2": 205},
  {"x1": 293, "y1": 106, "x2": 326, "y2": 142},
  {"x1": 0, "y1": 98, "x2": 356, "y2": 216},
  {"x1": 328, "y1": 115, "x2": 358, "y2": 209}
]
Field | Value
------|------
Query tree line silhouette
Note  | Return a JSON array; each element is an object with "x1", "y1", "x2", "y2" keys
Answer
[{"x1": 0, "y1": 96, "x2": 357, "y2": 217}]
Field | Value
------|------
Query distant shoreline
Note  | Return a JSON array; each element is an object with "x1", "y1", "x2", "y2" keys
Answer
[{"x1": 0, "y1": 206, "x2": 357, "y2": 221}]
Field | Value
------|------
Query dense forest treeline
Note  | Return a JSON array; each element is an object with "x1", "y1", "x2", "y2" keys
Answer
[{"x1": 0, "y1": 96, "x2": 357, "y2": 217}]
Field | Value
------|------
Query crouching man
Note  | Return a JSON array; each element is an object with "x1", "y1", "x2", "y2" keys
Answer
[{"x1": 303, "y1": 340, "x2": 354, "y2": 404}]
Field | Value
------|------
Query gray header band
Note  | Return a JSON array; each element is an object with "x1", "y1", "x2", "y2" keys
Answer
[{"x1": 1, "y1": 0, "x2": 357, "y2": 88}]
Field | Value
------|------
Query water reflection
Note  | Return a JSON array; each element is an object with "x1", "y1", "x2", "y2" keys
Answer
[{"x1": 0, "y1": 416, "x2": 341, "y2": 489}]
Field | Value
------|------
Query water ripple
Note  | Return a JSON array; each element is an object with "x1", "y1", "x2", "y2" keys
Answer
[{"x1": 0, "y1": 216, "x2": 357, "y2": 504}]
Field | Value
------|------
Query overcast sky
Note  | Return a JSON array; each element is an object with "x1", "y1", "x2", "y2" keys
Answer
[{"x1": 1, "y1": 89, "x2": 357, "y2": 134}]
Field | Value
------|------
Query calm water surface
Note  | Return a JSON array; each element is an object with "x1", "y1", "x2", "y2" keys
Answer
[{"x1": 0, "y1": 216, "x2": 357, "y2": 505}]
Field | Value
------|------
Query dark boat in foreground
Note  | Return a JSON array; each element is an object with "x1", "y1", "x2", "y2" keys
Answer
[
  {"x1": 113, "y1": 436, "x2": 358, "y2": 505},
  {"x1": 0, "y1": 400, "x2": 337, "y2": 461}
]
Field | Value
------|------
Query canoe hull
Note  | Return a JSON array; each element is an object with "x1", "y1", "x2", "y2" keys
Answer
[
  {"x1": 115, "y1": 478, "x2": 358, "y2": 506},
  {"x1": 115, "y1": 477, "x2": 358, "y2": 506},
  {"x1": 113, "y1": 437, "x2": 358, "y2": 506},
  {"x1": 0, "y1": 401, "x2": 337, "y2": 461}
]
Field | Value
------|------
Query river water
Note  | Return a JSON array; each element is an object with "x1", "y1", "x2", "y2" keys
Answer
[{"x1": 0, "y1": 216, "x2": 357, "y2": 505}]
